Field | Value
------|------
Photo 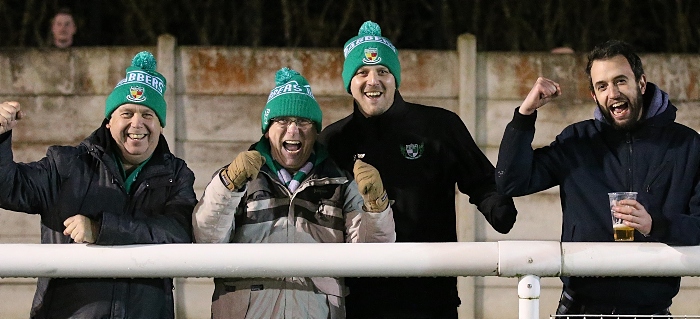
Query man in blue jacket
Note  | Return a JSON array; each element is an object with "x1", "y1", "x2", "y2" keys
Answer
[
  {"x1": 496, "y1": 40, "x2": 700, "y2": 315},
  {"x1": 0, "y1": 51, "x2": 196, "y2": 318}
]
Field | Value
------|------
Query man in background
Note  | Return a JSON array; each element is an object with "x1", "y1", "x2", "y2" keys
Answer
[{"x1": 50, "y1": 7, "x2": 76, "y2": 48}]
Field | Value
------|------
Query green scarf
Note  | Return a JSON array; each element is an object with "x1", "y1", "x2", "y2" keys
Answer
[
  {"x1": 254, "y1": 137, "x2": 327, "y2": 191},
  {"x1": 113, "y1": 154, "x2": 151, "y2": 194}
]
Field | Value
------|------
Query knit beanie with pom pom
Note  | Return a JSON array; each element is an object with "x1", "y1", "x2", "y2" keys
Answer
[
  {"x1": 105, "y1": 51, "x2": 167, "y2": 127},
  {"x1": 261, "y1": 67, "x2": 322, "y2": 133},
  {"x1": 341, "y1": 21, "x2": 401, "y2": 93}
]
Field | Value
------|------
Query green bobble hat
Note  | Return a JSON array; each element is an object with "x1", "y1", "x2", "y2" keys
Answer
[
  {"x1": 105, "y1": 51, "x2": 167, "y2": 127},
  {"x1": 342, "y1": 21, "x2": 401, "y2": 93},
  {"x1": 261, "y1": 67, "x2": 323, "y2": 133}
]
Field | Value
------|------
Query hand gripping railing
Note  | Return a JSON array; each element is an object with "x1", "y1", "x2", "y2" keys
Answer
[{"x1": 2, "y1": 241, "x2": 700, "y2": 319}]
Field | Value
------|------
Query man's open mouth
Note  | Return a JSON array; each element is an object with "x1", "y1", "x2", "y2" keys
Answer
[
  {"x1": 610, "y1": 101, "x2": 629, "y2": 116},
  {"x1": 283, "y1": 140, "x2": 301, "y2": 152}
]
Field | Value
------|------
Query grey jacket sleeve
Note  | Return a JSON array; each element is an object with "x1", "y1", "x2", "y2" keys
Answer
[
  {"x1": 193, "y1": 168, "x2": 245, "y2": 243},
  {"x1": 343, "y1": 180, "x2": 396, "y2": 243}
]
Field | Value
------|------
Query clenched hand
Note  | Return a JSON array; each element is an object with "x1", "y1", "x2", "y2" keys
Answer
[
  {"x1": 225, "y1": 151, "x2": 266, "y2": 191},
  {"x1": 63, "y1": 215, "x2": 100, "y2": 243},
  {"x1": 353, "y1": 159, "x2": 389, "y2": 212},
  {"x1": 0, "y1": 101, "x2": 25, "y2": 134}
]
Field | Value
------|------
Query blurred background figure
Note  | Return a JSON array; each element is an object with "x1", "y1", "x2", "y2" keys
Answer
[
  {"x1": 50, "y1": 7, "x2": 76, "y2": 48},
  {"x1": 551, "y1": 46, "x2": 575, "y2": 54}
]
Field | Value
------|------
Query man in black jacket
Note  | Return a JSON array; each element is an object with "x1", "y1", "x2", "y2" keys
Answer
[
  {"x1": 319, "y1": 21, "x2": 518, "y2": 319},
  {"x1": 496, "y1": 40, "x2": 700, "y2": 315},
  {"x1": 0, "y1": 51, "x2": 196, "y2": 319}
]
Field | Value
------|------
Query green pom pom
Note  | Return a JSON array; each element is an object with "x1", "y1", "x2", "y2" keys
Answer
[
  {"x1": 358, "y1": 21, "x2": 381, "y2": 36},
  {"x1": 275, "y1": 67, "x2": 299, "y2": 85},
  {"x1": 131, "y1": 51, "x2": 157, "y2": 71}
]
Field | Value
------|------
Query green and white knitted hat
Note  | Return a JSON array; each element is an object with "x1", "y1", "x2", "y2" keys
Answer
[
  {"x1": 342, "y1": 21, "x2": 401, "y2": 93},
  {"x1": 261, "y1": 67, "x2": 323, "y2": 133},
  {"x1": 105, "y1": 51, "x2": 167, "y2": 127}
]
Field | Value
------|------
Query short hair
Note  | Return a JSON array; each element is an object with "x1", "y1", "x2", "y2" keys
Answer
[
  {"x1": 52, "y1": 7, "x2": 73, "y2": 22},
  {"x1": 55, "y1": 7, "x2": 73, "y2": 16},
  {"x1": 585, "y1": 40, "x2": 644, "y2": 92}
]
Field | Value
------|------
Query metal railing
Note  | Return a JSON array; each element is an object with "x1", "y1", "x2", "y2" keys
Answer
[
  {"x1": 551, "y1": 316, "x2": 700, "y2": 319},
  {"x1": 1, "y1": 241, "x2": 700, "y2": 319}
]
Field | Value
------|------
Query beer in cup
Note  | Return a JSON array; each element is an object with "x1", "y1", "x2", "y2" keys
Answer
[{"x1": 608, "y1": 192, "x2": 637, "y2": 241}]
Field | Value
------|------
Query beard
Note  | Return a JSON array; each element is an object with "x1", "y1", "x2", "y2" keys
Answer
[{"x1": 597, "y1": 86, "x2": 645, "y2": 131}]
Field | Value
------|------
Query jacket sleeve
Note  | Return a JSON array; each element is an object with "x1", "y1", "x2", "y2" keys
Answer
[
  {"x1": 192, "y1": 168, "x2": 244, "y2": 243},
  {"x1": 98, "y1": 160, "x2": 198, "y2": 245},
  {"x1": 0, "y1": 131, "x2": 60, "y2": 216},
  {"x1": 343, "y1": 180, "x2": 396, "y2": 243},
  {"x1": 444, "y1": 111, "x2": 518, "y2": 234},
  {"x1": 495, "y1": 108, "x2": 560, "y2": 197},
  {"x1": 652, "y1": 134, "x2": 700, "y2": 246}
]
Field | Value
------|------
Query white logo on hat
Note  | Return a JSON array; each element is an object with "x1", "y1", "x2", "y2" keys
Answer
[
  {"x1": 263, "y1": 108, "x2": 271, "y2": 123},
  {"x1": 343, "y1": 36, "x2": 397, "y2": 57},
  {"x1": 266, "y1": 80, "x2": 315, "y2": 102},
  {"x1": 117, "y1": 70, "x2": 165, "y2": 95}
]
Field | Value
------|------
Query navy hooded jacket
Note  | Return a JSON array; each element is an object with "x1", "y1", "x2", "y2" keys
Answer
[{"x1": 496, "y1": 82, "x2": 700, "y2": 308}]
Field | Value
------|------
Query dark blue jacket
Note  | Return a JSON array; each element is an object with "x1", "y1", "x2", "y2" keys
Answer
[
  {"x1": 0, "y1": 119, "x2": 197, "y2": 319},
  {"x1": 496, "y1": 83, "x2": 700, "y2": 309}
]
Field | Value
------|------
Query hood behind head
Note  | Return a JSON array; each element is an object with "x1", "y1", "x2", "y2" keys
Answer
[{"x1": 593, "y1": 82, "x2": 668, "y2": 124}]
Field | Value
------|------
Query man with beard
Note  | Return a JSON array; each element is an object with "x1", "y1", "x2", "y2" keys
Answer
[
  {"x1": 496, "y1": 39, "x2": 700, "y2": 315},
  {"x1": 0, "y1": 51, "x2": 196, "y2": 318},
  {"x1": 319, "y1": 21, "x2": 518, "y2": 319},
  {"x1": 193, "y1": 67, "x2": 395, "y2": 319}
]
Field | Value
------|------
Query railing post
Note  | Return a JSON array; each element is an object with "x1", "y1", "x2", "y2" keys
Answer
[{"x1": 518, "y1": 274, "x2": 540, "y2": 319}]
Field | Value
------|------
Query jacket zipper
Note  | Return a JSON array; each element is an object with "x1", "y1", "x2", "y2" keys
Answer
[
  {"x1": 626, "y1": 132, "x2": 633, "y2": 191},
  {"x1": 259, "y1": 170, "x2": 348, "y2": 243}
]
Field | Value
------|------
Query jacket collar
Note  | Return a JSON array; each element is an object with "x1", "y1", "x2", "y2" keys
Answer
[
  {"x1": 593, "y1": 82, "x2": 676, "y2": 130},
  {"x1": 351, "y1": 90, "x2": 407, "y2": 125}
]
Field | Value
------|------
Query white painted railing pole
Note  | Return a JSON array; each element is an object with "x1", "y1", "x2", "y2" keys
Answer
[{"x1": 518, "y1": 274, "x2": 540, "y2": 319}]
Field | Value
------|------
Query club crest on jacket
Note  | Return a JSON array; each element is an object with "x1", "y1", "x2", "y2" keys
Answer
[{"x1": 400, "y1": 143, "x2": 424, "y2": 160}]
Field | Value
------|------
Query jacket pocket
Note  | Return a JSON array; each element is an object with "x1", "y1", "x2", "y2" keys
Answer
[{"x1": 643, "y1": 160, "x2": 671, "y2": 195}]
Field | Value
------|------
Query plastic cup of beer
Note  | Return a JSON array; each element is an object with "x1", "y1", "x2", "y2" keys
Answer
[{"x1": 608, "y1": 192, "x2": 637, "y2": 241}]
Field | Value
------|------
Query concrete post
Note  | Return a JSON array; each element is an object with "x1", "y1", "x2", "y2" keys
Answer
[
  {"x1": 456, "y1": 33, "x2": 478, "y2": 319},
  {"x1": 156, "y1": 34, "x2": 180, "y2": 156}
]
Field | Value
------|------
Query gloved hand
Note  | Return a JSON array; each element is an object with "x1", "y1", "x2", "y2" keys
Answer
[
  {"x1": 223, "y1": 151, "x2": 265, "y2": 191},
  {"x1": 353, "y1": 159, "x2": 389, "y2": 212}
]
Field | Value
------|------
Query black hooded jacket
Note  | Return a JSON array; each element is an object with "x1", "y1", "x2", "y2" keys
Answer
[{"x1": 0, "y1": 119, "x2": 196, "y2": 318}]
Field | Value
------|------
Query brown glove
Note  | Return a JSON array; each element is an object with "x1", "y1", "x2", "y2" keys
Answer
[
  {"x1": 222, "y1": 151, "x2": 265, "y2": 191},
  {"x1": 353, "y1": 159, "x2": 389, "y2": 212}
]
